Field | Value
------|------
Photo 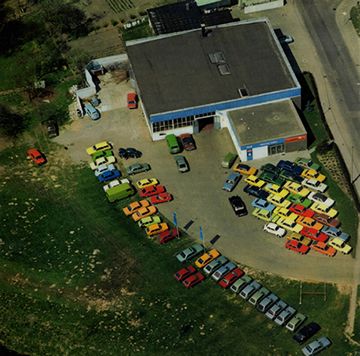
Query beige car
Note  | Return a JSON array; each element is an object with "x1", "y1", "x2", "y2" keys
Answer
[{"x1": 328, "y1": 238, "x2": 352, "y2": 254}]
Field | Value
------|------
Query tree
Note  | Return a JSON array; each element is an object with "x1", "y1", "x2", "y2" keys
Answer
[{"x1": 0, "y1": 105, "x2": 26, "y2": 138}]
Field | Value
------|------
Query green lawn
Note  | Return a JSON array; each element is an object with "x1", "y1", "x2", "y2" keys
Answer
[{"x1": 0, "y1": 146, "x2": 357, "y2": 354}]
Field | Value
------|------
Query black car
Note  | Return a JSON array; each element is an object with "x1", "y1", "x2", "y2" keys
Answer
[
  {"x1": 229, "y1": 196, "x2": 247, "y2": 217},
  {"x1": 279, "y1": 169, "x2": 303, "y2": 184},
  {"x1": 118, "y1": 148, "x2": 142, "y2": 159},
  {"x1": 293, "y1": 322, "x2": 321, "y2": 344},
  {"x1": 43, "y1": 120, "x2": 58, "y2": 138},
  {"x1": 243, "y1": 185, "x2": 269, "y2": 200}
]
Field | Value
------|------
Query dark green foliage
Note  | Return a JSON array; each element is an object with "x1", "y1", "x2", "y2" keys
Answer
[{"x1": 0, "y1": 105, "x2": 27, "y2": 137}]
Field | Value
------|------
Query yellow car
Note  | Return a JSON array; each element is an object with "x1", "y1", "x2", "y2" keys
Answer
[
  {"x1": 301, "y1": 169, "x2": 326, "y2": 183},
  {"x1": 252, "y1": 208, "x2": 272, "y2": 221},
  {"x1": 244, "y1": 175, "x2": 266, "y2": 188},
  {"x1": 264, "y1": 183, "x2": 289, "y2": 197},
  {"x1": 123, "y1": 199, "x2": 150, "y2": 216},
  {"x1": 233, "y1": 164, "x2": 258, "y2": 176},
  {"x1": 283, "y1": 181, "x2": 310, "y2": 198},
  {"x1": 136, "y1": 178, "x2": 159, "y2": 189},
  {"x1": 287, "y1": 232, "x2": 312, "y2": 246},
  {"x1": 145, "y1": 223, "x2": 169, "y2": 236},
  {"x1": 277, "y1": 217, "x2": 303, "y2": 233},
  {"x1": 195, "y1": 249, "x2": 221, "y2": 268},
  {"x1": 267, "y1": 193, "x2": 291, "y2": 208},
  {"x1": 296, "y1": 216, "x2": 323, "y2": 231},
  {"x1": 329, "y1": 238, "x2": 352, "y2": 254},
  {"x1": 310, "y1": 202, "x2": 338, "y2": 218},
  {"x1": 132, "y1": 206, "x2": 157, "y2": 222},
  {"x1": 272, "y1": 207, "x2": 298, "y2": 221},
  {"x1": 86, "y1": 141, "x2": 112, "y2": 156}
]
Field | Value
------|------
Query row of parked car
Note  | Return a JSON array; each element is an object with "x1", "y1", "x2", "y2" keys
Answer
[
  {"x1": 174, "y1": 243, "x2": 332, "y2": 355},
  {"x1": 237, "y1": 158, "x2": 352, "y2": 256}
]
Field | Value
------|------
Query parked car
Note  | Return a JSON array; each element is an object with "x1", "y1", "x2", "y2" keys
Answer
[
  {"x1": 45, "y1": 120, "x2": 58, "y2": 138},
  {"x1": 308, "y1": 192, "x2": 334, "y2": 208},
  {"x1": 279, "y1": 169, "x2": 303, "y2": 184},
  {"x1": 90, "y1": 156, "x2": 116, "y2": 170},
  {"x1": 295, "y1": 157, "x2": 321, "y2": 171},
  {"x1": 221, "y1": 152, "x2": 237, "y2": 168},
  {"x1": 274, "y1": 305, "x2": 296, "y2": 326},
  {"x1": 252, "y1": 198, "x2": 275, "y2": 212},
  {"x1": 249, "y1": 287, "x2": 270, "y2": 306},
  {"x1": 301, "y1": 336, "x2": 331, "y2": 356},
  {"x1": 301, "y1": 168, "x2": 326, "y2": 183},
  {"x1": 310, "y1": 241, "x2": 336, "y2": 257},
  {"x1": 123, "y1": 199, "x2": 150, "y2": 216},
  {"x1": 127, "y1": 92, "x2": 138, "y2": 109},
  {"x1": 300, "y1": 227, "x2": 328, "y2": 243},
  {"x1": 278, "y1": 34, "x2": 294, "y2": 44},
  {"x1": 131, "y1": 206, "x2": 157, "y2": 222},
  {"x1": 289, "y1": 204, "x2": 314, "y2": 218},
  {"x1": 86, "y1": 141, "x2": 112, "y2": 156},
  {"x1": 267, "y1": 193, "x2": 291, "y2": 209},
  {"x1": 174, "y1": 265, "x2": 196, "y2": 282},
  {"x1": 265, "y1": 299, "x2": 287, "y2": 320},
  {"x1": 272, "y1": 206, "x2": 298, "y2": 221},
  {"x1": 321, "y1": 225, "x2": 349, "y2": 242},
  {"x1": 277, "y1": 217, "x2": 303, "y2": 233},
  {"x1": 182, "y1": 272, "x2": 205, "y2": 288},
  {"x1": 27, "y1": 148, "x2": 47, "y2": 166},
  {"x1": 136, "y1": 178, "x2": 159, "y2": 189},
  {"x1": 261, "y1": 163, "x2": 282, "y2": 175},
  {"x1": 229, "y1": 195, "x2": 248, "y2": 217},
  {"x1": 176, "y1": 244, "x2": 204, "y2": 263},
  {"x1": 94, "y1": 163, "x2": 116, "y2": 177},
  {"x1": 263, "y1": 222, "x2": 286, "y2": 238},
  {"x1": 286, "y1": 313, "x2": 307, "y2": 332},
  {"x1": 293, "y1": 322, "x2": 321, "y2": 344},
  {"x1": 223, "y1": 172, "x2": 241, "y2": 192},
  {"x1": 179, "y1": 133, "x2": 196, "y2": 151},
  {"x1": 138, "y1": 215, "x2": 161, "y2": 228},
  {"x1": 218, "y1": 267, "x2": 245, "y2": 288},
  {"x1": 264, "y1": 183, "x2": 288, "y2": 196},
  {"x1": 230, "y1": 275, "x2": 253, "y2": 294},
  {"x1": 244, "y1": 175, "x2": 266, "y2": 188},
  {"x1": 243, "y1": 185, "x2": 269, "y2": 199},
  {"x1": 296, "y1": 216, "x2": 323, "y2": 231},
  {"x1": 175, "y1": 155, "x2": 189, "y2": 173},
  {"x1": 259, "y1": 171, "x2": 285, "y2": 186},
  {"x1": 98, "y1": 169, "x2": 121, "y2": 182},
  {"x1": 145, "y1": 223, "x2": 169, "y2": 237},
  {"x1": 277, "y1": 160, "x2": 303, "y2": 176},
  {"x1": 150, "y1": 192, "x2": 173, "y2": 204},
  {"x1": 286, "y1": 194, "x2": 313, "y2": 208},
  {"x1": 302, "y1": 178, "x2": 327, "y2": 193},
  {"x1": 284, "y1": 181, "x2": 310, "y2": 197},
  {"x1": 119, "y1": 147, "x2": 142, "y2": 159},
  {"x1": 159, "y1": 228, "x2": 179, "y2": 244},
  {"x1": 212, "y1": 261, "x2": 236, "y2": 281},
  {"x1": 195, "y1": 249, "x2": 221, "y2": 268},
  {"x1": 252, "y1": 208, "x2": 272, "y2": 222},
  {"x1": 139, "y1": 184, "x2": 165, "y2": 198},
  {"x1": 203, "y1": 256, "x2": 228, "y2": 275},
  {"x1": 312, "y1": 213, "x2": 340, "y2": 228},
  {"x1": 287, "y1": 233, "x2": 312, "y2": 246},
  {"x1": 285, "y1": 239, "x2": 310, "y2": 254},
  {"x1": 328, "y1": 238, "x2": 352, "y2": 254},
  {"x1": 257, "y1": 293, "x2": 278, "y2": 313},
  {"x1": 103, "y1": 178, "x2": 130, "y2": 192},
  {"x1": 239, "y1": 280, "x2": 262, "y2": 300},
  {"x1": 234, "y1": 164, "x2": 257, "y2": 176},
  {"x1": 126, "y1": 163, "x2": 151, "y2": 175},
  {"x1": 310, "y1": 202, "x2": 337, "y2": 218}
]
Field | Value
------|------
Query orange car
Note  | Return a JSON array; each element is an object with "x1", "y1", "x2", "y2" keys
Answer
[
  {"x1": 145, "y1": 223, "x2": 169, "y2": 237},
  {"x1": 310, "y1": 241, "x2": 337, "y2": 257},
  {"x1": 123, "y1": 200, "x2": 150, "y2": 216},
  {"x1": 296, "y1": 216, "x2": 323, "y2": 231},
  {"x1": 132, "y1": 206, "x2": 157, "y2": 222},
  {"x1": 233, "y1": 163, "x2": 258, "y2": 176},
  {"x1": 195, "y1": 249, "x2": 220, "y2": 268}
]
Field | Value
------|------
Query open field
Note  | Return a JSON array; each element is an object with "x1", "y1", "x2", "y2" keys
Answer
[{"x1": 0, "y1": 143, "x2": 357, "y2": 354}]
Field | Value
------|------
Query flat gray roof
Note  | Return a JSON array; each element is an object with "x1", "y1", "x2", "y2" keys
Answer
[
  {"x1": 127, "y1": 19, "x2": 298, "y2": 116},
  {"x1": 228, "y1": 100, "x2": 306, "y2": 146}
]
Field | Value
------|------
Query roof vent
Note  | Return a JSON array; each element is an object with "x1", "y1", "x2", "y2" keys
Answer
[
  {"x1": 238, "y1": 87, "x2": 249, "y2": 97},
  {"x1": 218, "y1": 64, "x2": 230, "y2": 75},
  {"x1": 208, "y1": 51, "x2": 225, "y2": 64}
]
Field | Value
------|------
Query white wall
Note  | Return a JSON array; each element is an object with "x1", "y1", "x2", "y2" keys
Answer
[
  {"x1": 253, "y1": 146, "x2": 268, "y2": 160},
  {"x1": 244, "y1": 0, "x2": 284, "y2": 13}
]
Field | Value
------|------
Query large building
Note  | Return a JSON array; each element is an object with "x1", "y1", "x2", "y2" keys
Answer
[{"x1": 126, "y1": 18, "x2": 306, "y2": 161}]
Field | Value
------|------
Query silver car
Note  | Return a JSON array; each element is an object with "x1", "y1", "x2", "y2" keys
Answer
[
  {"x1": 239, "y1": 280, "x2": 261, "y2": 300},
  {"x1": 274, "y1": 305, "x2": 296, "y2": 326},
  {"x1": 175, "y1": 155, "x2": 189, "y2": 173},
  {"x1": 286, "y1": 313, "x2": 307, "y2": 332},
  {"x1": 301, "y1": 336, "x2": 331, "y2": 356},
  {"x1": 230, "y1": 275, "x2": 252, "y2": 294},
  {"x1": 212, "y1": 261, "x2": 236, "y2": 281},
  {"x1": 176, "y1": 244, "x2": 204, "y2": 263},
  {"x1": 265, "y1": 300, "x2": 287, "y2": 320},
  {"x1": 249, "y1": 287, "x2": 270, "y2": 306},
  {"x1": 257, "y1": 293, "x2": 278, "y2": 313},
  {"x1": 126, "y1": 163, "x2": 151, "y2": 175},
  {"x1": 203, "y1": 256, "x2": 228, "y2": 275}
]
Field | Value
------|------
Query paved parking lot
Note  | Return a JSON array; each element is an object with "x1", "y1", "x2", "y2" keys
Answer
[{"x1": 57, "y1": 83, "x2": 354, "y2": 284}]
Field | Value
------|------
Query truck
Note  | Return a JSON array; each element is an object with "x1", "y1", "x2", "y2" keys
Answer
[{"x1": 105, "y1": 183, "x2": 135, "y2": 202}]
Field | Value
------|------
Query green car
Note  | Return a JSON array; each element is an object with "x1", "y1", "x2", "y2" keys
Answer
[
  {"x1": 259, "y1": 171, "x2": 285, "y2": 187},
  {"x1": 260, "y1": 163, "x2": 282, "y2": 175},
  {"x1": 138, "y1": 215, "x2": 161, "y2": 228},
  {"x1": 295, "y1": 157, "x2": 321, "y2": 172},
  {"x1": 92, "y1": 149, "x2": 114, "y2": 162},
  {"x1": 286, "y1": 193, "x2": 312, "y2": 208}
]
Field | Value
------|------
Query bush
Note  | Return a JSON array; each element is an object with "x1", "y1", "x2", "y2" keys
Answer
[
  {"x1": 0, "y1": 105, "x2": 27, "y2": 138},
  {"x1": 111, "y1": 19, "x2": 119, "y2": 26}
]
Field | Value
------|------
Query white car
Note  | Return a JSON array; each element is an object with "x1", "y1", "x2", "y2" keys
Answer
[
  {"x1": 103, "y1": 178, "x2": 130, "y2": 192},
  {"x1": 89, "y1": 155, "x2": 116, "y2": 170},
  {"x1": 94, "y1": 163, "x2": 116, "y2": 177},
  {"x1": 308, "y1": 192, "x2": 334, "y2": 208},
  {"x1": 263, "y1": 222, "x2": 286, "y2": 238},
  {"x1": 302, "y1": 178, "x2": 327, "y2": 193}
]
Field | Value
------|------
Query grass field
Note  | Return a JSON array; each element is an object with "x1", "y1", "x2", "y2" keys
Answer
[{"x1": 0, "y1": 144, "x2": 357, "y2": 354}]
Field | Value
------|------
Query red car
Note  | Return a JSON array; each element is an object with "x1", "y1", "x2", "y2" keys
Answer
[
  {"x1": 159, "y1": 228, "x2": 179, "y2": 244},
  {"x1": 127, "y1": 92, "x2": 138, "y2": 109},
  {"x1": 150, "y1": 192, "x2": 173, "y2": 204},
  {"x1": 300, "y1": 227, "x2": 329, "y2": 243},
  {"x1": 312, "y1": 212, "x2": 340, "y2": 228},
  {"x1": 182, "y1": 272, "x2": 205, "y2": 288},
  {"x1": 27, "y1": 148, "x2": 47, "y2": 166},
  {"x1": 174, "y1": 265, "x2": 196, "y2": 282},
  {"x1": 285, "y1": 239, "x2": 310, "y2": 255},
  {"x1": 218, "y1": 267, "x2": 245, "y2": 288},
  {"x1": 289, "y1": 204, "x2": 314, "y2": 218},
  {"x1": 139, "y1": 185, "x2": 166, "y2": 198}
]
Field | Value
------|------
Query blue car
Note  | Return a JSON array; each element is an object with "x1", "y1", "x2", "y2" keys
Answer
[
  {"x1": 243, "y1": 185, "x2": 269, "y2": 199},
  {"x1": 322, "y1": 226, "x2": 350, "y2": 242},
  {"x1": 251, "y1": 198, "x2": 275, "y2": 212},
  {"x1": 98, "y1": 169, "x2": 121, "y2": 182},
  {"x1": 223, "y1": 172, "x2": 241, "y2": 192},
  {"x1": 277, "y1": 160, "x2": 303, "y2": 176}
]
